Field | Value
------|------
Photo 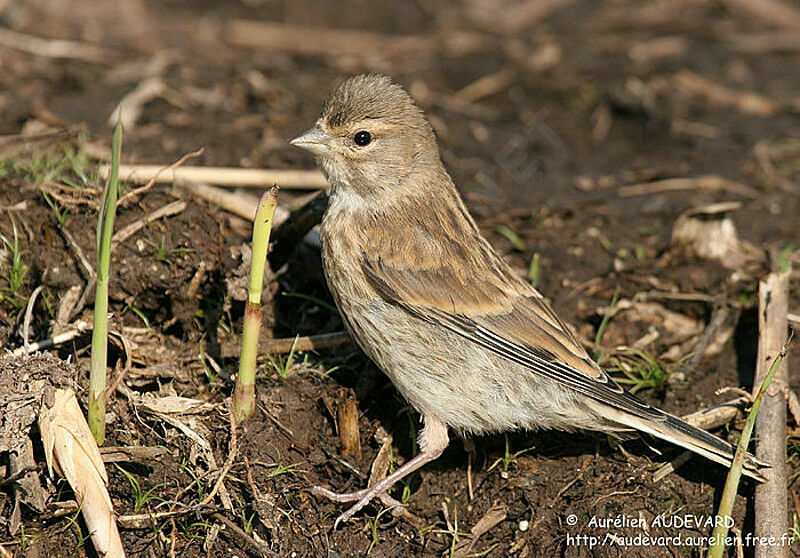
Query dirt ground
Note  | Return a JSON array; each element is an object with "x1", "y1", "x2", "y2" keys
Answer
[{"x1": 1, "y1": 0, "x2": 800, "y2": 556}]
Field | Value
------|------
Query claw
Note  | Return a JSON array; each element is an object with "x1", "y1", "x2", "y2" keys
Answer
[
  {"x1": 311, "y1": 484, "x2": 405, "y2": 528},
  {"x1": 312, "y1": 415, "x2": 448, "y2": 528}
]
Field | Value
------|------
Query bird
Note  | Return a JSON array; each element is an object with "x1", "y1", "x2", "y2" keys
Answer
[{"x1": 290, "y1": 74, "x2": 765, "y2": 527}]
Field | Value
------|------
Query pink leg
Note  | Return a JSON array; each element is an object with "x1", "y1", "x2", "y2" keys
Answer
[{"x1": 312, "y1": 415, "x2": 449, "y2": 528}]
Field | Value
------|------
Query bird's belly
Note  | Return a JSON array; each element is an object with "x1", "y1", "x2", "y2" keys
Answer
[
  {"x1": 334, "y1": 294, "x2": 596, "y2": 435},
  {"x1": 320, "y1": 224, "x2": 601, "y2": 435}
]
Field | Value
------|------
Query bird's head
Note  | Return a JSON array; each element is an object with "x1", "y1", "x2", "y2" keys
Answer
[{"x1": 291, "y1": 74, "x2": 440, "y2": 199}]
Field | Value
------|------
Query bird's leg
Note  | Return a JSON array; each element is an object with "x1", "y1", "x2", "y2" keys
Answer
[{"x1": 312, "y1": 415, "x2": 449, "y2": 528}]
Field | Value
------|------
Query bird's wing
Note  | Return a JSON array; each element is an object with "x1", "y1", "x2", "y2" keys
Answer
[{"x1": 361, "y1": 253, "x2": 665, "y2": 422}]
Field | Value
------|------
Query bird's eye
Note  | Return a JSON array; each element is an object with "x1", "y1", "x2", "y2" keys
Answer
[{"x1": 353, "y1": 131, "x2": 372, "y2": 146}]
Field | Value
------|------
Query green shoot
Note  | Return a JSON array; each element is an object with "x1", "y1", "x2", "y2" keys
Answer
[
  {"x1": 366, "y1": 507, "x2": 393, "y2": 556},
  {"x1": 41, "y1": 289, "x2": 56, "y2": 319},
  {"x1": 495, "y1": 224, "x2": 525, "y2": 251},
  {"x1": 707, "y1": 342, "x2": 788, "y2": 558},
  {"x1": 487, "y1": 435, "x2": 536, "y2": 474},
  {"x1": 634, "y1": 244, "x2": 646, "y2": 262},
  {"x1": 179, "y1": 520, "x2": 212, "y2": 541},
  {"x1": 0, "y1": 213, "x2": 27, "y2": 309},
  {"x1": 146, "y1": 236, "x2": 193, "y2": 263},
  {"x1": 198, "y1": 340, "x2": 219, "y2": 383},
  {"x1": 448, "y1": 507, "x2": 459, "y2": 558},
  {"x1": 88, "y1": 120, "x2": 123, "y2": 445},
  {"x1": 121, "y1": 303, "x2": 150, "y2": 328},
  {"x1": 609, "y1": 349, "x2": 672, "y2": 397},
  {"x1": 463, "y1": 543, "x2": 501, "y2": 557},
  {"x1": 241, "y1": 509, "x2": 256, "y2": 535},
  {"x1": 114, "y1": 464, "x2": 164, "y2": 513},
  {"x1": 386, "y1": 444, "x2": 414, "y2": 504},
  {"x1": 594, "y1": 286, "x2": 620, "y2": 359},
  {"x1": 18, "y1": 524, "x2": 29, "y2": 551},
  {"x1": 268, "y1": 334, "x2": 299, "y2": 379},
  {"x1": 42, "y1": 191, "x2": 70, "y2": 226},
  {"x1": 527, "y1": 252, "x2": 540, "y2": 286},
  {"x1": 778, "y1": 244, "x2": 794, "y2": 272},
  {"x1": 54, "y1": 505, "x2": 84, "y2": 536},
  {"x1": 265, "y1": 461, "x2": 301, "y2": 478},
  {"x1": 233, "y1": 188, "x2": 278, "y2": 422},
  {"x1": 73, "y1": 530, "x2": 92, "y2": 551}
]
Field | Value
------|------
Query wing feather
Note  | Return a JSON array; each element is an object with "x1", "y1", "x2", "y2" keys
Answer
[{"x1": 361, "y1": 255, "x2": 667, "y2": 423}]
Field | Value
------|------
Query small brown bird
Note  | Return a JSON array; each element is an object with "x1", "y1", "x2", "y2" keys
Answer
[{"x1": 291, "y1": 74, "x2": 763, "y2": 526}]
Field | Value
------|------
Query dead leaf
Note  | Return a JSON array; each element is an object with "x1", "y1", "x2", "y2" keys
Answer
[{"x1": 40, "y1": 388, "x2": 125, "y2": 557}]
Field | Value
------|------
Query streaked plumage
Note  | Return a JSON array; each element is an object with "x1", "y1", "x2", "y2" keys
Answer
[{"x1": 290, "y1": 74, "x2": 764, "y2": 526}]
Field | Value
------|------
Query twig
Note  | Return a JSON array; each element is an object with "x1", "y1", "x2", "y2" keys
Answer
[
  {"x1": 0, "y1": 467, "x2": 37, "y2": 488},
  {"x1": 673, "y1": 70, "x2": 776, "y2": 117},
  {"x1": 337, "y1": 397, "x2": 362, "y2": 459},
  {"x1": 788, "y1": 389, "x2": 800, "y2": 425},
  {"x1": 224, "y1": 20, "x2": 427, "y2": 57},
  {"x1": 633, "y1": 290, "x2": 722, "y2": 304},
  {"x1": 9, "y1": 320, "x2": 91, "y2": 356},
  {"x1": 0, "y1": 27, "x2": 115, "y2": 62},
  {"x1": 682, "y1": 396, "x2": 751, "y2": 431},
  {"x1": 105, "y1": 362, "x2": 128, "y2": 404},
  {"x1": 726, "y1": 31, "x2": 800, "y2": 54},
  {"x1": 175, "y1": 180, "x2": 288, "y2": 223},
  {"x1": 672, "y1": 303, "x2": 736, "y2": 381},
  {"x1": 58, "y1": 227, "x2": 94, "y2": 281},
  {"x1": 257, "y1": 403, "x2": 294, "y2": 438},
  {"x1": 449, "y1": 68, "x2": 515, "y2": 106},
  {"x1": 618, "y1": 175, "x2": 759, "y2": 198},
  {"x1": 108, "y1": 77, "x2": 166, "y2": 129},
  {"x1": 471, "y1": 0, "x2": 578, "y2": 33},
  {"x1": 21, "y1": 285, "x2": 44, "y2": 348},
  {"x1": 652, "y1": 452, "x2": 693, "y2": 483},
  {"x1": 118, "y1": 507, "x2": 213, "y2": 527},
  {"x1": 210, "y1": 512, "x2": 278, "y2": 557},
  {"x1": 40, "y1": 501, "x2": 80, "y2": 521},
  {"x1": 111, "y1": 200, "x2": 188, "y2": 246},
  {"x1": 116, "y1": 149, "x2": 204, "y2": 207},
  {"x1": 99, "y1": 445, "x2": 166, "y2": 463},
  {"x1": 57, "y1": 223, "x2": 96, "y2": 322},
  {"x1": 221, "y1": 331, "x2": 352, "y2": 358},
  {"x1": 269, "y1": 192, "x2": 328, "y2": 270},
  {"x1": 196, "y1": 401, "x2": 238, "y2": 509},
  {"x1": 530, "y1": 465, "x2": 588, "y2": 531},
  {"x1": 265, "y1": 331, "x2": 351, "y2": 354},
  {"x1": 753, "y1": 269, "x2": 791, "y2": 557},
  {"x1": 101, "y1": 163, "x2": 327, "y2": 190},
  {"x1": 722, "y1": 0, "x2": 800, "y2": 31}
]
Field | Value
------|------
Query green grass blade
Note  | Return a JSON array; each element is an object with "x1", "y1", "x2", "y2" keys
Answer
[{"x1": 88, "y1": 120, "x2": 123, "y2": 444}]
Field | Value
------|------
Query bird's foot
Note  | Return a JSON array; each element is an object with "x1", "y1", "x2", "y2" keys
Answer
[{"x1": 311, "y1": 485, "x2": 405, "y2": 528}]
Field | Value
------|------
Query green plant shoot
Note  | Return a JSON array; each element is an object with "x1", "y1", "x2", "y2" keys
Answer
[
  {"x1": 233, "y1": 187, "x2": 278, "y2": 422},
  {"x1": 707, "y1": 341, "x2": 788, "y2": 558},
  {"x1": 88, "y1": 120, "x2": 122, "y2": 444}
]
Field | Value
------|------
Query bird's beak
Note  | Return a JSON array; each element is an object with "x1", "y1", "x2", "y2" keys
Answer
[{"x1": 290, "y1": 126, "x2": 332, "y2": 156}]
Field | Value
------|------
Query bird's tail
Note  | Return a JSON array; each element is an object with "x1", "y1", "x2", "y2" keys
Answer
[{"x1": 598, "y1": 405, "x2": 767, "y2": 481}]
